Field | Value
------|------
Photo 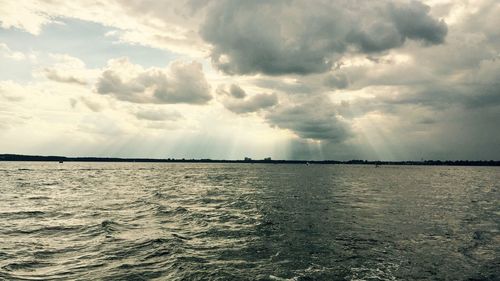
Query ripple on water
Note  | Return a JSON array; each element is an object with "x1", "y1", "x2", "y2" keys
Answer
[{"x1": 0, "y1": 163, "x2": 498, "y2": 280}]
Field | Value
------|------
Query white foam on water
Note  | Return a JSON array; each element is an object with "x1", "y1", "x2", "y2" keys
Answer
[
  {"x1": 349, "y1": 262, "x2": 400, "y2": 281},
  {"x1": 268, "y1": 275, "x2": 298, "y2": 281}
]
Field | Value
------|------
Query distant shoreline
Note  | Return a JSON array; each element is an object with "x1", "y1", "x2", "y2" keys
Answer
[{"x1": 1, "y1": 154, "x2": 499, "y2": 166}]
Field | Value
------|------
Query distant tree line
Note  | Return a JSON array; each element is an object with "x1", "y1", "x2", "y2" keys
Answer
[{"x1": 1, "y1": 154, "x2": 499, "y2": 166}]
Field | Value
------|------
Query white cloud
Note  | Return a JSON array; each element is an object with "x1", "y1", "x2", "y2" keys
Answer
[
  {"x1": 0, "y1": 0, "x2": 499, "y2": 160},
  {"x1": 79, "y1": 96, "x2": 104, "y2": 112},
  {"x1": 135, "y1": 108, "x2": 183, "y2": 121},
  {"x1": 0, "y1": 80, "x2": 29, "y2": 101},
  {"x1": 96, "y1": 58, "x2": 212, "y2": 104},
  {"x1": 0, "y1": 43, "x2": 34, "y2": 61},
  {"x1": 0, "y1": 0, "x2": 53, "y2": 35},
  {"x1": 41, "y1": 54, "x2": 94, "y2": 85},
  {"x1": 0, "y1": 0, "x2": 208, "y2": 55}
]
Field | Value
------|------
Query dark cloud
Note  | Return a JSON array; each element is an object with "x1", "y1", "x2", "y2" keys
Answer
[
  {"x1": 418, "y1": 117, "x2": 436, "y2": 125},
  {"x1": 96, "y1": 58, "x2": 212, "y2": 104},
  {"x1": 464, "y1": 91, "x2": 500, "y2": 110},
  {"x1": 200, "y1": 0, "x2": 447, "y2": 75},
  {"x1": 266, "y1": 96, "x2": 351, "y2": 142},
  {"x1": 346, "y1": 1, "x2": 448, "y2": 53},
  {"x1": 228, "y1": 84, "x2": 246, "y2": 99},
  {"x1": 225, "y1": 93, "x2": 278, "y2": 114},
  {"x1": 323, "y1": 72, "x2": 349, "y2": 89},
  {"x1": 3, "y1": 0, "x2": 500, "y2": 160},
  {"x1": 462, "y1": 58, "x2": 500, "y2": 108},
  {"x1": 388, "y1": 1, "x2": 447, "y2": 45},
  {"x1": 340, "y1": 56, "x2": 500, "y2": 116},
  {"x1": 217, "y1": 84, "x2": 278, "y2": 113}
]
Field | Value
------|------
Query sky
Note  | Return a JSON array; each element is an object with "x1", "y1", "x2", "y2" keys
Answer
[{"x1": 0, "y1": 0, "x2": 499, "y2": 160}]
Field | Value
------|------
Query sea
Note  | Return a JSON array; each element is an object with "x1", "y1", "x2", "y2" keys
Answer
[{"x1": 0, "y1": 162, "x2": 498, "y2": 281}]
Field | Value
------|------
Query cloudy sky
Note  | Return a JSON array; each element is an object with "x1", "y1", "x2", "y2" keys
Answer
[{"x1": 0, "y1": 0, "x2": 499, "y2": 160}]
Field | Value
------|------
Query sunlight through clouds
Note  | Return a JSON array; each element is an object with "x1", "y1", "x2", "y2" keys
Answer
[{"x1": 0, "y1": 0, "x2": 499, "y2": 160}]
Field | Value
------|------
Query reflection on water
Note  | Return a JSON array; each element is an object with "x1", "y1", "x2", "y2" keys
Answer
[{"x1": 0, "y1": 163, "x2": 498, "y2": 280}]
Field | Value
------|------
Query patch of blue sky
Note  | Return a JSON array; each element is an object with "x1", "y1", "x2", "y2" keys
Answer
[
  {"x1": 0, "y1": 56, "x2": 35, "y2": 82},
  {"x1": 0, "y1": 17, "x2": 178, "y2": 69}
]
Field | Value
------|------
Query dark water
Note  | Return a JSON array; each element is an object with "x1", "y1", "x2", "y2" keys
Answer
[{"x1": 0, "y1": 163, "x2": 498, "y2": 281}]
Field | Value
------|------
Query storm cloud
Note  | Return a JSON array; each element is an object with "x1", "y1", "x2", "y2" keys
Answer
[
  {"x1": 217, "y1": 84, "x2": 278, "y2": 113},
  {"x1": 201, "y1": 0, "x2": 447, "y2": 75},
  {"x1": 266, "y1": 97, "x2": 351, "y2": 142},
  {"x1": 1, "y1": 0, "x2": 499, "y2": 160}
]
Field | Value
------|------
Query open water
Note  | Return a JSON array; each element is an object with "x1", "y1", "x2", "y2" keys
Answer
[{"x1": 0, "y1": 162, "x2": 498, "y2": 280}]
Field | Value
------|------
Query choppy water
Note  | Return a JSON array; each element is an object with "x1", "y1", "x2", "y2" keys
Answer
[{"x1": 0, "y1": 163, "x2": 498, "y2": 281}]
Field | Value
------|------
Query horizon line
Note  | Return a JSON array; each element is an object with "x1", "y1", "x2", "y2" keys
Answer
[{"x1": 1, "y1": 154, "x2": 499, "y2": 166}]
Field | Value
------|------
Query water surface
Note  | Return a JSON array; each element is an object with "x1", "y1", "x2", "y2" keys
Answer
[{"x1": 0, "y1": 163, "x2": 498, "y2": 280}]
